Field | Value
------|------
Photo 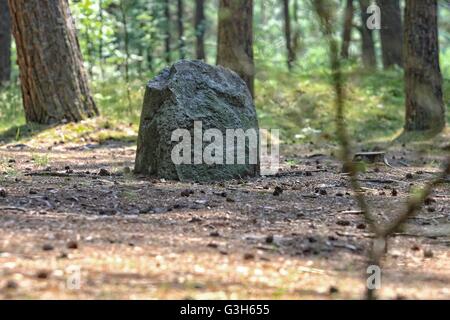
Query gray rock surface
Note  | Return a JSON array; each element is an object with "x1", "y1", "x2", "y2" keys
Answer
[{"x1": 134, "y1": 60, "x2": 259, "y2": 181}]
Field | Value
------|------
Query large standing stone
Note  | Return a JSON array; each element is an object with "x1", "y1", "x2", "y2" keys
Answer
[{"x1": 134, "y1": 60, "x2": 259, "y2": 181}]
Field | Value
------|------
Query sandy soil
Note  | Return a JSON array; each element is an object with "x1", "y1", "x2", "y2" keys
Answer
[{"x1": 0, "y1": 138, "x2": 449, "y2": 300}]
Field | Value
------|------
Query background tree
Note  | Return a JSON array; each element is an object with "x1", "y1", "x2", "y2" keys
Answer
[
  {"x1": 8, "y1": 0, "x2": 98, "y2": 124},
  {"x1": 217, "y1": 0, "x2": 254, "y2": 97},
  {"x1": 177, "y1": 0, "x2": 186, "y2": 59},
  {"x1": 341, "y1": 0, "x2": 354, "y2": 59},
  {"x1": 378, "y1": 0, "x2": 403, "y2": 68},
  {"x1": 292, "y1": 0, "x2": 301, "y2": 55},
  {"x1": 282, "y1": 0, "x2": 295, "y2": 71},
  {"x1": 194, "y1": 0, "x2": 206, "y2": 60},
  {"x1": 164, "y1": 0, "x2": 171, "y2": 64},
  {"x1": 403, "y1": 0, "x2": 445, "y2": 134},
  {"x1": 358, "y1": 0, "x2": 376, "y2": 68},
  {"x1": 0, "y1": 0, "x2": 11, "y2": 86}
]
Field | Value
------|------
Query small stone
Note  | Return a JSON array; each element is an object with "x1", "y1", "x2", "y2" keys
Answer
[
  {"x1": 58, "y1": 252, "x2": 69, "y2": 259},
  {"x1": 411, "y1": 244, "x2": 420, "y2": 251},
  {"x1": 273, "y1": 186, "x2": 284, "y2": 196},
  {"x1": 356, "y1": 223, "x2": 366, "y2": 230},
  {"x1": 5, "y1": 280, "x2": 18, "y2": 289},
  {"x1": 329, "y1": 286, "x2": 339, "y2": 294},
  {"x1": 181, "y1": 189, "x2": 193, "y2": 197},
  {"x1": 209, "y1": 231, "x2": 220, "y2": 237},
  {"x1": 36, "y1": 270, "x2": 50, "y2": 279},
  {"x1": 391, "y1": 188, "x2": 398, "y2": 196},
  {"x1": 337, "y1": 220, "x2": 351, "y2": 226},
  {"x1": 207, "y1": 242, "x2": 218, "y2": 249},
  {"x1": 265, "y1": 235, "x2": 274, "y2": 244},
  {"x1": 42, "y1": 244, "x2": 54, "y2": 251},
  {"x1": 0, "y1": 188, "x2": 7, "y2": 197},
  {"x1": 424, "y1": 249, "x2": 434, "y2": 258},
  {"x1": 226, "y1": 197, "x2": 235, "y2": 203},
  {"x1": 98, "y1": 168, "x2": 111, "y2": 176},
  {"x1": 244, "y1": 253, "x2": 255, "y2": 260},
  {"x1": 67, "y1": 241, "x2": 78, "y2": 250},
  {"x1": 405, "y1": 173, "x2": 414, "y2": 179}
]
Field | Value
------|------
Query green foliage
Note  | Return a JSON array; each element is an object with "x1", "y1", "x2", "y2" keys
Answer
[
  {"x1": 1, "y1": 1, "x2": 450, "y2": 146},
  {"x1": 0, "y1": 84, "x2": 24, "y2": 134},
  {"x1": 256, "y1": 61, "x2": 450, "y2": 145}
]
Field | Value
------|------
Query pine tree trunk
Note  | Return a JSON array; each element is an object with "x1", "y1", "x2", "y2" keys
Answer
[
  {"x1": 164, "y1": 0, "x2": 171, "y2": 64},
  {"x1": 358, "y1": 0, "x2": 376, "y2": 68},
  {"x1": 8, "y1": 0, "x2": 97, "y2": 124},
  {"x1": 194, "y1": 0, "x2": 206, "y2": 60},
  {"x1": 379, "y1": 0, "x2": 403, "y2": 68},
  {"x1": 98, "y1": 0, "x2": 104, "y2": 78},
  {"x1": 292, "y1": 0, "x2": 300, "y2": 56},
  {"x1": 404, "y1": 0, "x2": 445, "y2": 133},
  {"x1": 0, "y1": 0, "x2": 11, "y2": 86},
  {"x1": 217, "y1": 0, "x2": 254, "y2": 97},
  {"x1": 341, "y1": 0, "x2": 354, "y2": 59},
  {"x1": 282, "y1": 0, "x2": 295, "y2": 70},
  {"x1": 177, "y1": 0, "x2": 185, "y2": 59}
]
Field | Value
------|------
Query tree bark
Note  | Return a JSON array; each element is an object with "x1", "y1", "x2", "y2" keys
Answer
[
  {"x1": 0, "y1": 0, "x2": 11, "y2": 85},
  {"x1": 99, "y1": 0, "x2": 104, "y2": 78},
  {"x1": 194, "y1": 0, "x2": 206, "y2": 60},
  {"x1": 292, "y1": 0, "x2": 300, "y2": 56},
  {"x1": 404, "y1": 0, "x2": 445, "y2": 133},
  {"x1": 341, "y1": 0, "x2": 354, "y2": 59},
  {"x1": 358, "y1": 0, "x2": 376, "y2": 68},
  {"x1": 8, "y1": 0, "x2": 98, "y2": 124},
  {"x1": 163, "y1": 0, "x2": 171, "y2": 64},
  {"x1": 282, "y1": 0, "x2": 295, "y2": 71},
  {"x1": 177, "y1": 0, "x2": 185, "y2": 59},
  {"x1": 217, "y1": 0, "x2": 254, "y2": 97},
  {"x1": 379, "y1": 0, "x2": 403, "y2": 68}
]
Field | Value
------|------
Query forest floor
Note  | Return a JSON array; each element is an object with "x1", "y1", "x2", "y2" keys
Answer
[{"x1": 0, "y1": 125, "x2": 449, "y2": 300}]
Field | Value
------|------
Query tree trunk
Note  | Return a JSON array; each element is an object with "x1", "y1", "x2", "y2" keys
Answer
[
  {"x1": 8, "y1": 0, "x2": 97, "y2": 124},
  {"x1": 292, "y1": 0, "x2": 300, "y2": 56},
  {"x1": 177, "y1": 0, "x2": 185, "y2": 59},
  {"x1": 282, "y1": 0, "x2": 295, "y2": 71},
  {"x1": 164, "y1": 0, "x2": 171, "y2": 64},
  {"x1": 404, "y1": 0, "x2": 445, "y2": 133},
  {"x1": 358, "y1": 0, "x2": 376, "y2": 68},
  {"x1": 99, "y1": 0, "x2": 104, "y2": 78},
  {"x1": 0, "y1": 0, "x2": 11, "y2": 86},
  {"x1": 341, "y1": 0, "x2": 354, "y2": 59},
  {"x1": 217, "y1": 0, "x2": 254, "y2": 97},
  {"x1": 194, "y1": 0, "x2": 206, "y2": 60},
  {"x1": 379, "y1": 0, "x2": 403, "y2": 68}
]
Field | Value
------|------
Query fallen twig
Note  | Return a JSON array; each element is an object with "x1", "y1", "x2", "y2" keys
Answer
[
  {"x1": 0, "y1": 206, "x2": 27, "y2": 212},
  {"x1": 25, "y1": 172, "x2": 88, "y2": 178}
]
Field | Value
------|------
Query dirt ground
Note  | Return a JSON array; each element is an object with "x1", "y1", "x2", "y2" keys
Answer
[{"x1": 0, "y1": 135, "x2": 449, "y2": 300}]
